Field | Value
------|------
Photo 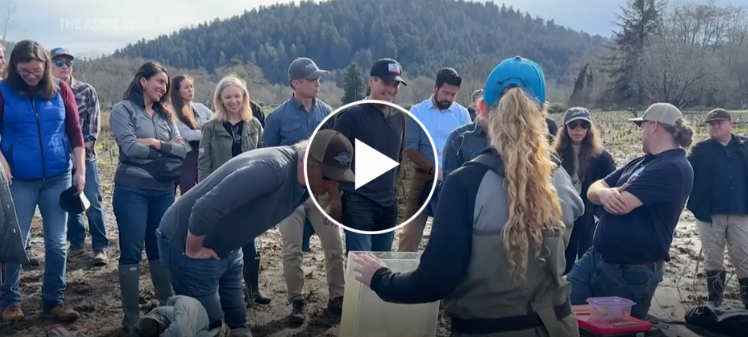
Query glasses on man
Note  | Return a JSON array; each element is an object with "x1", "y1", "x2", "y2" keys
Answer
[{"x1": 54, "y1": 60, "x2": 73, "y2": 67}]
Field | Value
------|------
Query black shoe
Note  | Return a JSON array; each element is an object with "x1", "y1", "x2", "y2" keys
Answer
[
  {"x1": 288, "y1": 299, "x2": 306, "y2": 324},
  {"x1": 706, "y1": 270, "x2": 726, "y2": 307},
  {"x1": 23, "y1": 256, "x2": 40, "y2": 266},
  {"x1": 327, "y1": 296, "x2": 343, "y2": 315},
  {"x1": 739, "y1": 278, "x2": 748, "y2": 310},
  {"x1": 243, "y1": 254, "x2": 272, "y2": 306}
]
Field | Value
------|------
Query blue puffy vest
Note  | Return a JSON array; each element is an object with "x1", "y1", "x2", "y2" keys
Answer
[{"x1": 0, "y1": 79, "x2": 72, "y2": 180}]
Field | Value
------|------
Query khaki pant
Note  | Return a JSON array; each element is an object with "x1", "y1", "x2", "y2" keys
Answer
[
  {"x1": 696, "y1": 215, "x2": 748, "y2": 278},
  {"x1": 397, "y1": 170, "x2": 432, "y2": 252},
  {"x1": 278, "y1": 194, "x2": 345, "y2": 302}
]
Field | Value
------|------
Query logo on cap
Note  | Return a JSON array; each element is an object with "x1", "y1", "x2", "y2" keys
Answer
[
  {"x1": 334, "y1": 152, "x2": 351, "y2": 165},
  {"x1": 497, "y1": 77, "x2": 526, "y2": 87},
  {"x1": 388, "y1": 63, "x2": 402, "y2": 75}
]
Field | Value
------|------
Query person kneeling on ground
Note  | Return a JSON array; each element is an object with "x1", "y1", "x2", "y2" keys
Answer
[
  {"x1": 567, "y1": 103, "x2": 694, "y2": 320},
  {"x1": 155, "y1": 130, "x2": 354, "y2": 332},
  {"x1": 128, "y1": 295, "x2": 232, "y2": 337},
  {"x1": 353, "y1": 57, "x2": 585, "y2": 337}
]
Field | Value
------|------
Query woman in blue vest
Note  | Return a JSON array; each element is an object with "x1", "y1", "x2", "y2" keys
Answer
[
  {"x1": 0, "y1": 40, "x2": 86, "y2": 323},
  {"x1": 109, "y1": 61, "x2": 190, "y2": 330}
]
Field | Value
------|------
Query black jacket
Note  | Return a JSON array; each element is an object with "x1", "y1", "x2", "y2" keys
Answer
[
  {"x1": 575, "y1": 149, "x2": 616, "y2": 222},
  {"x1": 687, "y1": 135, "x2": 748, "y2": 222},
  {"x1": 250, "y1": 101, "x2": 265, "y2": 127}
]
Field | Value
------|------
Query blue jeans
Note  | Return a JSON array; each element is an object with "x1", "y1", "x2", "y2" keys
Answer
[
  {"x1": 112, "y1": 184, "x2": 175, "y2": 265},
  {"x1": 156, "y1": 229, "x2": 247, "y2": 329},
  {"x1": 0, "y1": 171, "x2": 71, "y2": 311},
  {"x1": 341, "y1": 193, "x2": 397, "y2": 253},
  {"x1": 568, "y1": 248, "x2": 664, "y2": 319},
  {"x1": 67, "y1": 159, "x2": 108, "y2": 251}
]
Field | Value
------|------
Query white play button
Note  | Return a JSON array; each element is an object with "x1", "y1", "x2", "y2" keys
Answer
[{"x1": 354, "y1": 138, "x2": 399, "y2": 190}]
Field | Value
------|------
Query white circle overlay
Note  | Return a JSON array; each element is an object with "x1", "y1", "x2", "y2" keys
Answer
[{"x1": 303, "y1": 99, "x2": 439, "y2": 235}]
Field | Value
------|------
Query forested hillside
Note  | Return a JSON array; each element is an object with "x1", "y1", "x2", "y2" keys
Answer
[{"x1": 112, "y1": 0, "x2": 606, "y2": 85}]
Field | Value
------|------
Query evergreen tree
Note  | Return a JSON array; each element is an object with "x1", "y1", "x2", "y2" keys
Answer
[
  {"x1": 603, "y1": 0, "x2": 665, "y2": 106},
  {"x1": 342, "y1": 62, "x2": 366, "y2": 104}
]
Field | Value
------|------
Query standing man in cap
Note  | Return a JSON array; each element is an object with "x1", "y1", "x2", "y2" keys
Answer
[
  {"x1": 687, "y1": 108, "x2": 748, "y2": 308},
  {"x1": 156, "y1": 130, "x2": 355, "y2": 332},
  {"x1": 333, "y1": 58, "x2": 407, "y2": 253},
  {"x1": 568, "y1": 103, "x2": 694, "y2": 319},
  {"x1": 263, "y1": 57, "x2": 345, "y2": 323},
  {"x1": 50, "y1": 47, "x2": 108, "y2": 266}
]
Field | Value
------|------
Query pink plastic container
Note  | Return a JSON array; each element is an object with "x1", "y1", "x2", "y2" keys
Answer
[{"x1": 585, "y1": 297, "x2": 635, "y2": 322}]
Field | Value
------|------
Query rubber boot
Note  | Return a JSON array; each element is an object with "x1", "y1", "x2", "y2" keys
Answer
[
  {"x1": 243, "y1": 247, "x2": 271, "y2": 306},
  {"x1": 148, "y1": 260, "x2": 173, "y2": 306},
  {"x1": 118, "y1": 264, "x2": 141, "y2": 330},
  {"x1": 705, "y1": 270, "x2": 726, "y2": 307},
  {"x1": 302, "y1": 219, "x2": 315, "y2": 253},
  {"x1": 739, "y1": 278, "x2": 748, "y2": 310}
]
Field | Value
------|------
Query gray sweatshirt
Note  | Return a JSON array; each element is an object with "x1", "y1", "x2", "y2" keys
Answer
[
  {"x1": 175, "y1": 103, "x2": 213, "y2": 144},
  {"x1": 110, "y1": 96, "x2": 190, "y2": 191},
  {"x1": 158, "y1": 146, "x2": 309, "y2": 257}
]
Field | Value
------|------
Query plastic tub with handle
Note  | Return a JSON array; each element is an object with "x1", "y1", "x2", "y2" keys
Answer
[{"x1": 338, "y1": 251, "x2": 439, "y2": 337}]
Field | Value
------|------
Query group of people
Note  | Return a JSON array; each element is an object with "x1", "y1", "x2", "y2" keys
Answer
[{"x1": 0, "y1": 36, "x2": 745, "y2": 337}]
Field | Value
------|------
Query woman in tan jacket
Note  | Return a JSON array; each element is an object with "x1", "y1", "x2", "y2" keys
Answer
[{"x1": 196, "y1": 75, "x2": 269, "y2": 306}]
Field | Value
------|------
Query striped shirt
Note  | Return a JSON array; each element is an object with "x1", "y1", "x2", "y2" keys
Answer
[{"x1": 70, "y1": 78, "x2": 100, "y2": 160}]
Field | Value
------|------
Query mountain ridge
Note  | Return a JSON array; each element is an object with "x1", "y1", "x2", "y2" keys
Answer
[{"x1": 109, "y1": 0, "x2": 607, "y2": 86}]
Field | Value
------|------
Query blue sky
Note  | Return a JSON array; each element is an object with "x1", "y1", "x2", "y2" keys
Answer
[{"x1": 3, "y1": 0, "x2": 740, "y2": 57}]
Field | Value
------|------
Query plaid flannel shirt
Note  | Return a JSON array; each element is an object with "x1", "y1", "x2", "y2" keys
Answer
[{"x1": 69, "y1": 78, "x2": 100, "y2": 161}]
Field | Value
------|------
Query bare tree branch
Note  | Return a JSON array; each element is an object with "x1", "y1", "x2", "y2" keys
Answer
[{"x1": 1, "y1": 0, "x2": 15, "y2": 45}]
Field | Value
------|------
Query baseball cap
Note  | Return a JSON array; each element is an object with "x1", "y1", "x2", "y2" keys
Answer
[
  {"x1": 50, "y1": 47, "x2": 74, "y2": 60},
  {"x1": 59, "y1": 186, "x2": 90, "y2": 214},
  {"x1": 308, "y1": 130, "x2": 355, "y2": 182},
  {"x1": 705, "y1": 108, "x2": 731, "y2": 123},
  {"x1": 629, "y1": 103, "x2": 683, "y2": 127},
  {"x1": 370, "y1": 58, "x2": 407, "y2": 86},
  {"x1": 483, "y1": 56, "x2": 546, "y2": 106},
  {"x1": 288, "y1": 58, "x2": 328, "y2": 81},
  {"x1": 563, "y1": 107, "x2": 591, "y2": 124}
]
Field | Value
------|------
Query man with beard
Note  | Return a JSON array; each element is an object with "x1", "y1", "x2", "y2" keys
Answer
[
  {"x1": 568, "y1": 103, "x2": 694, "y2": 319},
  {"x1": 262, "y1": 58, "x2": 344, "y2": 323},
  {"x1": 333, "y1": 58, "x2": 407, "y2": 253},
  {"x1": 398, "y1": 68, "x2": 471, "y2": 252}
]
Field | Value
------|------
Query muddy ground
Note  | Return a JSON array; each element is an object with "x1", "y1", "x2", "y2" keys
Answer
[{"x1": 1, "y1": 111, "x2": 744, "y2": 336}]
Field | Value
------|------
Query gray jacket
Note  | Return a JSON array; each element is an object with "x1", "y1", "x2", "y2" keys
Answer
[
  {"x1": 175, "y1": 103, "x2": 213, "y2": 144},
  {"x1": 110, "y1": 96, "x2": 190, "y2": 190},
  {"x1": 129, "y1": 296, "x2": 228, "y2": 337},
  {"x1": 0, "y1": 165, "x2": 27, "y2": 285}
]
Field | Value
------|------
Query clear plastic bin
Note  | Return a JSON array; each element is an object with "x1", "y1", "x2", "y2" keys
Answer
[
  {"x1": 338, "y1": 251, "x2": 439, "y2": 337},
  {"x1": 586, "y1": 296, "x2": 635, "y2": 322}
]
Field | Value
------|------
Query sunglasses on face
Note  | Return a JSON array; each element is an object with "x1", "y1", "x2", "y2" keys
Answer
[
  {"x1": 54, "y1": 60, "x2": 73, "y2": 67},
  {"x1": 567, "y1": 121, "x2": 590, "y2": 130}
]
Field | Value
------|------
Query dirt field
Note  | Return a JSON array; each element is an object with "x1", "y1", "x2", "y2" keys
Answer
[{"x1": 1, "y1": 110, "x2": 746, "y2": 336}]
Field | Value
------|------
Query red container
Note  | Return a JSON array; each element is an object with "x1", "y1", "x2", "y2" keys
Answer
[{"x1": 574, "y1": 305, "x2": 652, "y2": 335}]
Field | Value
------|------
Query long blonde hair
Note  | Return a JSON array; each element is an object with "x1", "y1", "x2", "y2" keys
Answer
[
  {"x1": 211, "y1": 75, "x2": 253, "y2": 122},
  {"x1": 487, "y1": 87, "x2": 565, "y2": 280}
]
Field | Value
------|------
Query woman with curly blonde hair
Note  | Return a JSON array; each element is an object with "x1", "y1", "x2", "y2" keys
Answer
[{"x1": 352, "y1": 57, "x2": 584, "y2": 337}]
